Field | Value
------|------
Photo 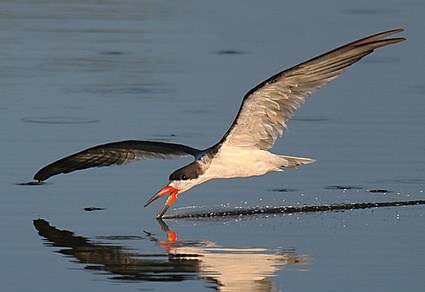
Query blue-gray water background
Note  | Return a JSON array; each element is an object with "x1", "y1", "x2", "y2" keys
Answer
[{"x1": 1, "y1": 1, "x2": 424, "y2": 291}]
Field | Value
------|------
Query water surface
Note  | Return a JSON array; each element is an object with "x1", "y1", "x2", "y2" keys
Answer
[{"x1": 1, "y1": 1, "x2": 424, "y2": 291}]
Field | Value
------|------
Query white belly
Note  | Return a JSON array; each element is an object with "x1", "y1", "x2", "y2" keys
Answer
[{"x1": 201, "y1": 146, "x2": 282, "y2": 181}]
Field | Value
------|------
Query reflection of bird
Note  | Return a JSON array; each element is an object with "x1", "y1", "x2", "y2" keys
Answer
[
  {"x1": 33, "y1": 29, "x2": 404, "y2": 218},
  {"x1": 33, "y1": 218, "x2": 200, "y2": 282},
  {"x1": 154, "y1": 219, "x2": 307, "y2": 292},
  {"x1": 34, "y1": 218, "x2": 308, "y2": 291}
]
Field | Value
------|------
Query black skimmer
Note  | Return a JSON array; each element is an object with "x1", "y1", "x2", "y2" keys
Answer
[{"x1": 33, "y1": 29, "x2": 404, "y2": 218}]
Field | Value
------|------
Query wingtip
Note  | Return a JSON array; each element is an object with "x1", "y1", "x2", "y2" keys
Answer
[
  {"x1": 33, "y1": 170, "x2": 47, "y2": 182},
  {"x1": 379, "y1": 28, "x2": 405, "y2": 43},
  {"x1": 33, "y1": 163, "x2": 62, "y2": 182},
  {"x1": 379, "y1": 28, "x2": 404, "y2": 36},
  {"x1": 353, "y1": 28, "x2": 405, "y2": 48},
  {"x1": 389, "y1": 28, "x2": 404, "y2": 33},
  {"x1": 394, "y1": 37, "x2": 406, "y2": 43}
]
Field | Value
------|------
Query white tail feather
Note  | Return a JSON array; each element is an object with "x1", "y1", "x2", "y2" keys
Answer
[{"x1": 278, "y1": 155, "x2": 316, "y2": 168}]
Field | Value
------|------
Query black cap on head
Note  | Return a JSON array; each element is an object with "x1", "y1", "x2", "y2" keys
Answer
[{"x1": 169, "y1": 162, "x2": 203, "y2": 181}]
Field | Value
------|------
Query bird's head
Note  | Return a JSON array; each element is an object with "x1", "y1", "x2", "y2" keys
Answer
[{"x1": 144, "y1": 162, "x2": 204, "y2": 218}]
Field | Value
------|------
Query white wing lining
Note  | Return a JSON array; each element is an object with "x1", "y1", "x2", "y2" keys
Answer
[{"x1": 219, "y1": 29, "x2": 404, "y2": 150}]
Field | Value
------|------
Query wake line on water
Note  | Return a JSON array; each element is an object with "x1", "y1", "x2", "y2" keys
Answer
[{"x1": 165, "y1": 200, "x2": 425, "y2": 219}]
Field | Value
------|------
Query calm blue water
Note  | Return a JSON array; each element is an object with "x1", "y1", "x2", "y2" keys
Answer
[{"x1": 1, "y1": 1, "x2": 424, "y2": 291}]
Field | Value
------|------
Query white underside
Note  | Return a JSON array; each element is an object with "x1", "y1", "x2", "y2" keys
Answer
[
  {"x1": 200, "y1": 145, "x2": 315, "y2": 182},
  {"x1": 171, "y1": 145, "x2": 315, "y2": 194}
]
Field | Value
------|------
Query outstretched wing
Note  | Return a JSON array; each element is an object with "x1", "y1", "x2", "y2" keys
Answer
[
  {"x1": 219, "y1": 29, "x2": 404, "y2": 150},
  {"x1": 34, "y1": 140, "x2": 201, "y2": 181}
]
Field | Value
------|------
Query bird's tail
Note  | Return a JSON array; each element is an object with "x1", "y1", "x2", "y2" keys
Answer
[{"x1": 277, "y1": 155, "x2": 316, "y2": 169}]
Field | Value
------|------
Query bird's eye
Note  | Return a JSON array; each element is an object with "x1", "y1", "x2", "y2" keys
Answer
[{"x1": 182, "y1": 175, "x2": 188, "y2": 180}]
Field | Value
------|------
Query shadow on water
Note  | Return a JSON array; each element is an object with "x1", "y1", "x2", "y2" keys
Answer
[{"x1": 33, "y1": 219, "x2": 308, "y2": 290}]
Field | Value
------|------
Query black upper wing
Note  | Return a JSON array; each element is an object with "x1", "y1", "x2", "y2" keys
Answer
[{"x1": 34, "y1": 140, "x2": 201, "y2": 181}]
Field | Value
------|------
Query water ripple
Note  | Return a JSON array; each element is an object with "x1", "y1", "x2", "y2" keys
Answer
[
  {"x1": 166, "y1": 200, "x2": 425, "y2": 219},
  {"x1": 22, "y1": 117, "x2": 99, "y2": 124}
]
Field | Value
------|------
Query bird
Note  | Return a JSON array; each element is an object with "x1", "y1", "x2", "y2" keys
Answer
[{"x1": 33, "y1": 29, "x2": 404, "y2": 218}]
